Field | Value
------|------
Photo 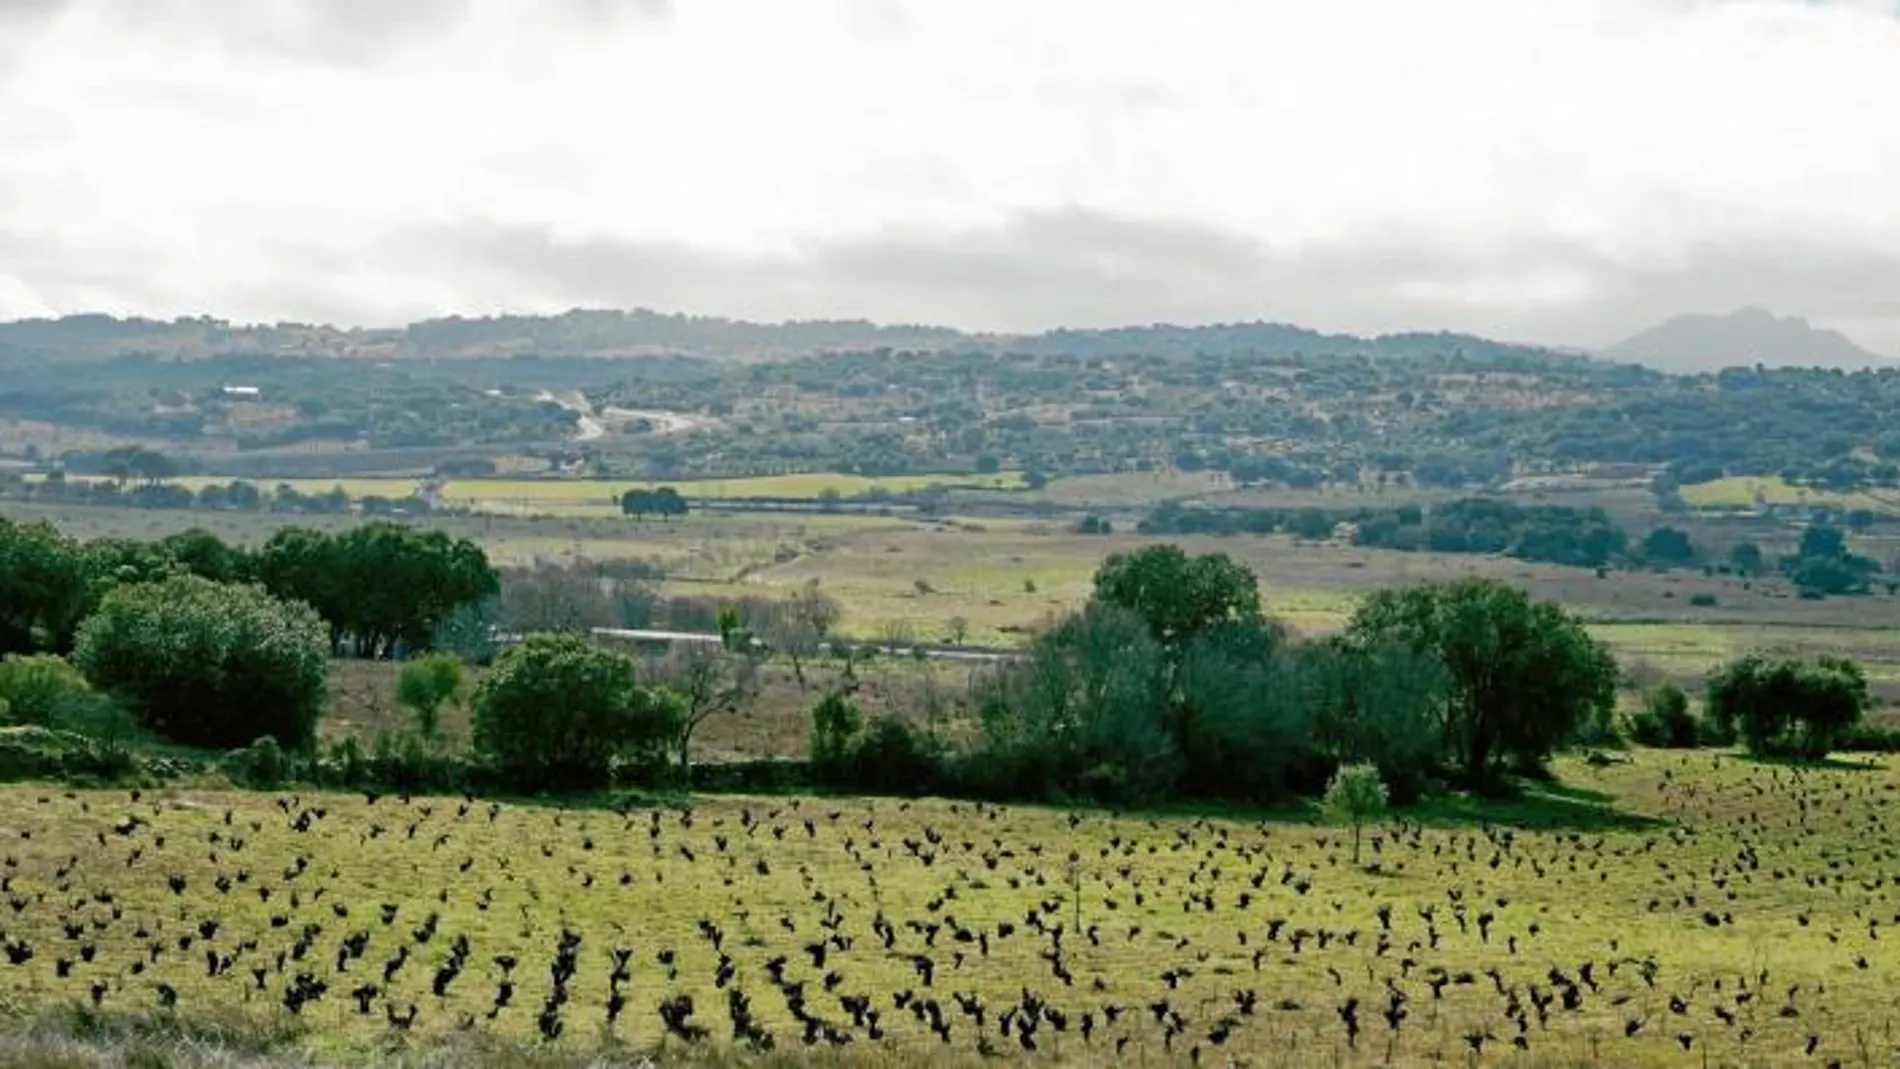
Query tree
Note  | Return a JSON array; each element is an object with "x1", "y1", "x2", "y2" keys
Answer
[
  {"x1": 621, "y1": 486, "x2": 689, "y2": 520},
  {"x1": 472, "y1": 633, "x2": 672, "y2": 789},
  {"x1": 1323, "y1": 763, "x2": 1389, "y2": 865},
  {"x1": 1092, "y1": 544, "x2": 1262, "y2": 650},
  {"x1": 1294, "y1": 639, "x2": 1448, "y2": 801},
  {"x1": 1728, "y1": 542, "x2": 1764, "y2": 577},
  {"x1": 1704, "y1": 654, "x2": 1867, "y2": 760},
  {"x1": 651, "y1": 643, "x2": 758, "y2": 781},
  {"x1": 973, "y1": 602, "x2": 1175, "y2": 802},
  {"x1": 945, "y1": 616, "x2": 970, "y2": 646},
  {"x1": 1346, "y1": 578, "x2": 1617, "y2": 783},
  {"x1": 492, "y1": 563, "x2": 619, "y2": 634},
  {"x1": 259, "y1": 524, "x2": 498, "y2": 656},
  {"x1": 1641, "y1": 526, "x2": 1696, "y2": 566},
  {"x1": 0, "y1": 518, "x2": 93, "y2": 655},
  {"x1": 396, "y1": 653, "x2": 466, "y2": 742},
  {"x1": 74, "y1": 575, "x2": 329, "y2": 750},
  {"x1": 764, "y1": 583, "x2": 841, "y2": 687},
  {"x1": 158, "y1": 528, "x2": 251, "y2": 583}
]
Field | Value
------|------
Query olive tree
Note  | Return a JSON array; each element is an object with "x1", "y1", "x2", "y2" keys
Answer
[{"x1": 74, "y1": 575, "x2": 329, "y2": 749}]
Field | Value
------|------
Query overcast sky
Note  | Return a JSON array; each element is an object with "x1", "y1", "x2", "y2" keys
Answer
[{"x1": 3, "y1": 0, "x2": 1899, "y2": 351}]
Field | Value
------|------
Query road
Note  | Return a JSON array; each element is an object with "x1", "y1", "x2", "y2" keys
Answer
[{"x1": 538, "y1": 390, "x2": 716, "y2": 440}]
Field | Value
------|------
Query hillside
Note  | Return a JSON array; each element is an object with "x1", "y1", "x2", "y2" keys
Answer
[
  {"x1": 0, "y1": 308, "x2": 1552, "y2": 365},
  {"x1": 1607, "y1": 307, "x2": 1891, "y2": 371}
]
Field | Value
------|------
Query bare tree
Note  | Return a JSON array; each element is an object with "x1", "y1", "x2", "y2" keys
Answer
[
  {"x1": 879, "y1": 618, "x2": 917, "y2": 654},
  {"x1": 766, "y1": 582, "x2": 842, "y2": 687},
  {"x1": 945, "y1": 615, "x2": 970, "y2": 646},
  {"x1": 651, "y1": 642, "x2": 759, "y2": 780},
  {"x1": 493, "y1": 562, "x2": 623, "y2": 634}
]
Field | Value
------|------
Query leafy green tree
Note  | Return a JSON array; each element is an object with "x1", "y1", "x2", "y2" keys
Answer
[
  {"x1": 1641, "y1": 526, "x2": 1696, "y2": 566},
  {"x1": 1728, "y1": 542, "x2": 1764, "y2": 577},
  {"x1": 260, "y1": 524, "x2": 498, "y2": 656},
  {"x1": 472, "y1": 633, "x2": 672, "y2": 790},
  {"x1": 1092, "y1": 544, "x2": 1262, "y2": 650},
  {"x1": 1324, "y1": 762, "x2": 1389, "y2": 864},
  {"x1": 0, "y1": 517, "x2": 93, "y2": 655},
  {"x1": 1346, "y1": 578, "x2": 1617, "y2": 783},
  {"x1": 395, "y1": 653, "x2": 467, "y2": 742},
  {"x1": 1174, "y1": 620, "x2": 1314, "y2": 800},
  {"x1": 1295, "y1": 638, "x2": 1448, "y2": 801},
  {"x1": 1705, "y1": 654, "x2": 1867, "y2": 760},
  {"x1": 157, "y1": 528, "x2": 251, "y2": 583},
  {"x1": 74, "y1": 575, "x2": 329, "y2": 749},
  {"x1": 974, "y1": 602, "x2": 1175, "y2": 802}
]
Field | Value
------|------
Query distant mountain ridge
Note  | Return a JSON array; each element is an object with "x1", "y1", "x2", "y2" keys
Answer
[
  {"x1": 0, "y1": 308, "x2": 1554, "y2": 366},
  {"x1": 1606, "y1": 307, "x2": 1891, "y2": 371}
]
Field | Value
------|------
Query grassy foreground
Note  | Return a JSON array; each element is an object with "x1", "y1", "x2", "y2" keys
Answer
[{"x1": 1, "y1": 753, "x2": 1897, "y2": 1066}]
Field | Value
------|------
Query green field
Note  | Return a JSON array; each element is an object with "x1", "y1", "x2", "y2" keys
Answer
[
  {"x1": 58, "y1": 472, "x2": 1026, "y2": 509},
  {"x1": 1679, "y1": 475, "x2": 1898, "y2": 514},
  {"x1": 2, "y1": 754, "x2": 1896, "y2": 1066}
]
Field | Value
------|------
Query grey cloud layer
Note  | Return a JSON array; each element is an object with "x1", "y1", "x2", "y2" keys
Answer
[{"x1": 2, "y1": 0, "x2": 1899, "y2": 353}]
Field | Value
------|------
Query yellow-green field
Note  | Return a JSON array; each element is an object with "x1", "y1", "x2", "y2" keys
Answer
[
  {"x1": 2, "y1": 753, "x2": 1897, "y2": 1066},
  {"x1": 1679, "y1": 475, "x2": 1899, "y2": 514},
  {"x1": 13, "y1": 497, "x2": 1900, "y2": 695},
  {"x1": 46, "y1": 472, "x2": 1026, "y2": 513}
]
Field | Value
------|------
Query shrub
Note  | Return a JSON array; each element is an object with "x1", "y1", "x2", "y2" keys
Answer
[
  {"x1": 74, "y1": 576, "x2": 329, "y2": 750},
  {"x1": 0, "y1": 654, "x2": 96, "y2": 728},
  {"x1": 808, "y1": 689, "x2": 864, "y2": 783},
  {"x1": 242, "y1": 737, "x2": 287, "y2": 789},
  {"x1": 1629, "y1": 684, "x2": 1699, "y2": 748},
  {"x1": 836, "y1": 716, "x2": 946, "y2": 795},
  {"x1": 471, "y1": 632, "x2": 673, "y2": 791}
]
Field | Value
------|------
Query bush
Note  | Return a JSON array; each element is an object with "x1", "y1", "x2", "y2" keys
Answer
[
  {"x1": 1629, "y1": 684, "x2": 1699, "y2": 748},
  {"x1": 471, "y1": 632, "x2": 674, "y2": 791},
  {"x1": 833, "y1": 716, "x2": 946, "y2": 795},
  {"x1": 0, "y1": 654, "x2": 96, "y2": 728},
  {"x1": 808, "y1": 689, "x2": 864, "y2": 783},
  {"x1": 241, "y1": 737, "x2": 287, "y2": 789},
  {"x1": 74, "y1": 576, "x2": 329, "y2": 750}
]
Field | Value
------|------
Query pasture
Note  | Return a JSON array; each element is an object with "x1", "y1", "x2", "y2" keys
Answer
[
  {"x1": 2, "y1": 754, "x2": 1898, "y2": 1066},
  {"x1": 1677, "y1": 476, "x2": 1900, "y2": 516},
  {"x1": 11, "y1": 497, "x2": 1900, "y2": 700}
]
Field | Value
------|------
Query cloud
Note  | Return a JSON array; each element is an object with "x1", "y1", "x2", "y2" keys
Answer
[{"x1": 2, "y1": 0, "x2": 1899, "y2": 351}]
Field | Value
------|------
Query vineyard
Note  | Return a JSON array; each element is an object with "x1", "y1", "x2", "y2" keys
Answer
[{"x1": 2, "y1": 753, "x2": 1897, "y2": 1066}]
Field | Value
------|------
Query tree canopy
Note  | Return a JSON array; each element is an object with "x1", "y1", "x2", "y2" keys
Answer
[
  {"x1": 73, "y1": 575, "x2": 329, "y2": 750},
  {"x1": 1346, "y1": 577, "x2": 1617, "y2": 783},
  {"x1": 1092, "y1": 545, "x2": 1262, "y2": 650}
]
